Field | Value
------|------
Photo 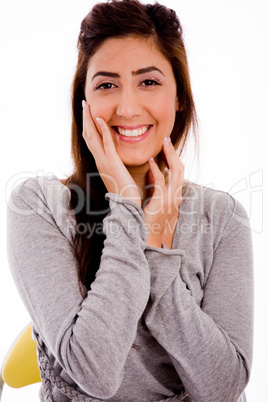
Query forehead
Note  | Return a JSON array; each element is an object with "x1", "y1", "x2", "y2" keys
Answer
[{"x1": 87, "y1": 35, "x2": 173, "y2": 75}]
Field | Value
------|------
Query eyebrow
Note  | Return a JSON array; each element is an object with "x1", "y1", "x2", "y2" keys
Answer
[{"x1": 91, "y1": 66, "x2": 165, "y2": 81}]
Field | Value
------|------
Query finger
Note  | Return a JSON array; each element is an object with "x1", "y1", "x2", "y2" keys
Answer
[
  {"x1": 163, "y1": 136, "x2": 184, "y2": 173},
  {"x1": 146, "y1": 164, "x2": 156, "y2": 200},
  {"x1": 148, "y1": 157, "x2": 166, "y2": 189},
  {"x1": 162, "y1": 138, "x2": 184, "y2": 211},
  {"x1": 82, "y1": 101, "x2": 104, "y2": 154},
  {"x1": 96, "y1": 117, "x2": 117, "y2": 155},
  {"x1": 143, "y1": 158, "x2": 165, "y2": 214},
  {"x1": 163, "y1": 137, "x2": 184, "y2": 191}
]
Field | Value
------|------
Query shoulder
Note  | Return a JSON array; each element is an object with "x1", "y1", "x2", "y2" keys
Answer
[
  {"x1": 7, "y1": 175, "x2": 76, "y2": 236},
  {"x1": 182, "y1": 181, "x2": 234, "y2": 214},
  {"x1": 182, "y1": 181, "x2": 250, "y2": 238},
  {"x1": 8, "y1": 174, "x2": 70, "y2": 207}
]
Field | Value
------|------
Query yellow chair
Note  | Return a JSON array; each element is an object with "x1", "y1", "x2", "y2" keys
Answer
[{"x1": 0, "y1": 323, "x2": 41, "y2": 400}]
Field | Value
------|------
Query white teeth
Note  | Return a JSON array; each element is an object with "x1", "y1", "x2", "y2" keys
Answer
[{"x1": 117, "y1": 126, "x2": 149, "y2": 137}]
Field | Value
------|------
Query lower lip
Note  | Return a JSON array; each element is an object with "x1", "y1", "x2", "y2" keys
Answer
[{"x1": 114, "y1": 126, "x2": 152, "y2": 143}]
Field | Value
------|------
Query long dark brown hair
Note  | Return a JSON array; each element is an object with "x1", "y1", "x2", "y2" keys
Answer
[{"x1": 65, "y1": 0, "x2": 198, "y2": 294}]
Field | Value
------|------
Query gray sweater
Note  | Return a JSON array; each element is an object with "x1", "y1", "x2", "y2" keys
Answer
[{"x1": 6, "y1": 175, "x2": 253, "y2": 402}]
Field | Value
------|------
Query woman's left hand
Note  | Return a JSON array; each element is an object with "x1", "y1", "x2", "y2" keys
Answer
[{"x1": 143, "y1": 137, "x2": 184, "y2": 248}]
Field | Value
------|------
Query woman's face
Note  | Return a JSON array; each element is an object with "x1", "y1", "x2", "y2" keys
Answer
[{"x1": 84, "y1": 35, "x2": 179, "y2": 168}]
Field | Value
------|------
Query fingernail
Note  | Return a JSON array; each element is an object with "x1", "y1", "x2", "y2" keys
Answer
[
  {"x1": 149, "y1": 157, "x2": 154, "y2": 162},
  {"x1": 96, "y1": 117, "x2": 102, "y2": 125},
  {"x1": 164, "y1": 137, "x2": 170, "y2": 145},
  {"x1": 82, "y1": 100, "x2": 86, "y2": 109}
]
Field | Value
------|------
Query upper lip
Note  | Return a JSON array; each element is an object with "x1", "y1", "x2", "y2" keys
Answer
[{"x1": 112, "y1": 124, "x2": 152, "y2": 130}]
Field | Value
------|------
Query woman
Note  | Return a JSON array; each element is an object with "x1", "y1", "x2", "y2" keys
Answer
[{"x1": 7, "y1": 0, "x2": 253, "y2": 401}]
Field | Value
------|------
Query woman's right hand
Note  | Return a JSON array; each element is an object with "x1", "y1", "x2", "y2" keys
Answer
[{"x1": 82, "y1": 100, "x2": 142, "y2": 207}]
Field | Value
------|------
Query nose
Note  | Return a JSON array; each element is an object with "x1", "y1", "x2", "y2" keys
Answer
[{"x1": 116, "y1": 86, "x2": 142, "y2": 119}]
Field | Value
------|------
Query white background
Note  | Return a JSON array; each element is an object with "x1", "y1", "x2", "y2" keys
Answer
[{"x1": 0, "y1": 0, "x2": 267, "y2": 400}]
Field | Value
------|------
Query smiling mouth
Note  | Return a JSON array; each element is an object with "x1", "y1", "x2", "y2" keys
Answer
[{"x1": 112, "y1": 125, "x2": 152, "y2": 137}]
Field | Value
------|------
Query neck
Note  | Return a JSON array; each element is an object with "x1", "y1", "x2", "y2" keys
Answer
[{"x1": 126, "y1": 163, "x2": 150, "y2": 205}]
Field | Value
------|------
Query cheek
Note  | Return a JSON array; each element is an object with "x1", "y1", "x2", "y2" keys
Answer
[
  {"x1": 85, "y1": 92, "x2": 111, "y2": 122},
  {"x1": 153, "y1": 90, "x2": 177, "y2": 122},
  {"x1": 86, "y1": 99, "x2": 102, "y2": 121},
  {"x1": 156, "y1": 101, "x2": 177, "y2": 132}
]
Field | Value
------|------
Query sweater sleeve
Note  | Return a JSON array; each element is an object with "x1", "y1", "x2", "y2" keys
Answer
[
  {"x1": 143, "y1": 197, "x2": 254, "y2": 402},
  {"x1": 6, "y1": 179, "x2": 150, "y2": 399}
]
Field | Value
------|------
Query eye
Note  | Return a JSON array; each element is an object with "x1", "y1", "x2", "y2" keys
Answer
[
  {"x1": 140, "y1": 78, "x2": 162, "y2": 87},
  {"x1": 94, "y1": 82, "x2": 117, "y2": 91}
]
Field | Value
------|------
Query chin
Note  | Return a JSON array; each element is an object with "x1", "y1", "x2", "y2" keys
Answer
[
  {"x1": 118, "y1": 153, "x2": 147, "y2": 166},
  {"x1": 123, "y1": 159, "x2": 149, "y2": 169},
  {"x1": 124, "y1": 161, "x2": 147, "y2": 168}
]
